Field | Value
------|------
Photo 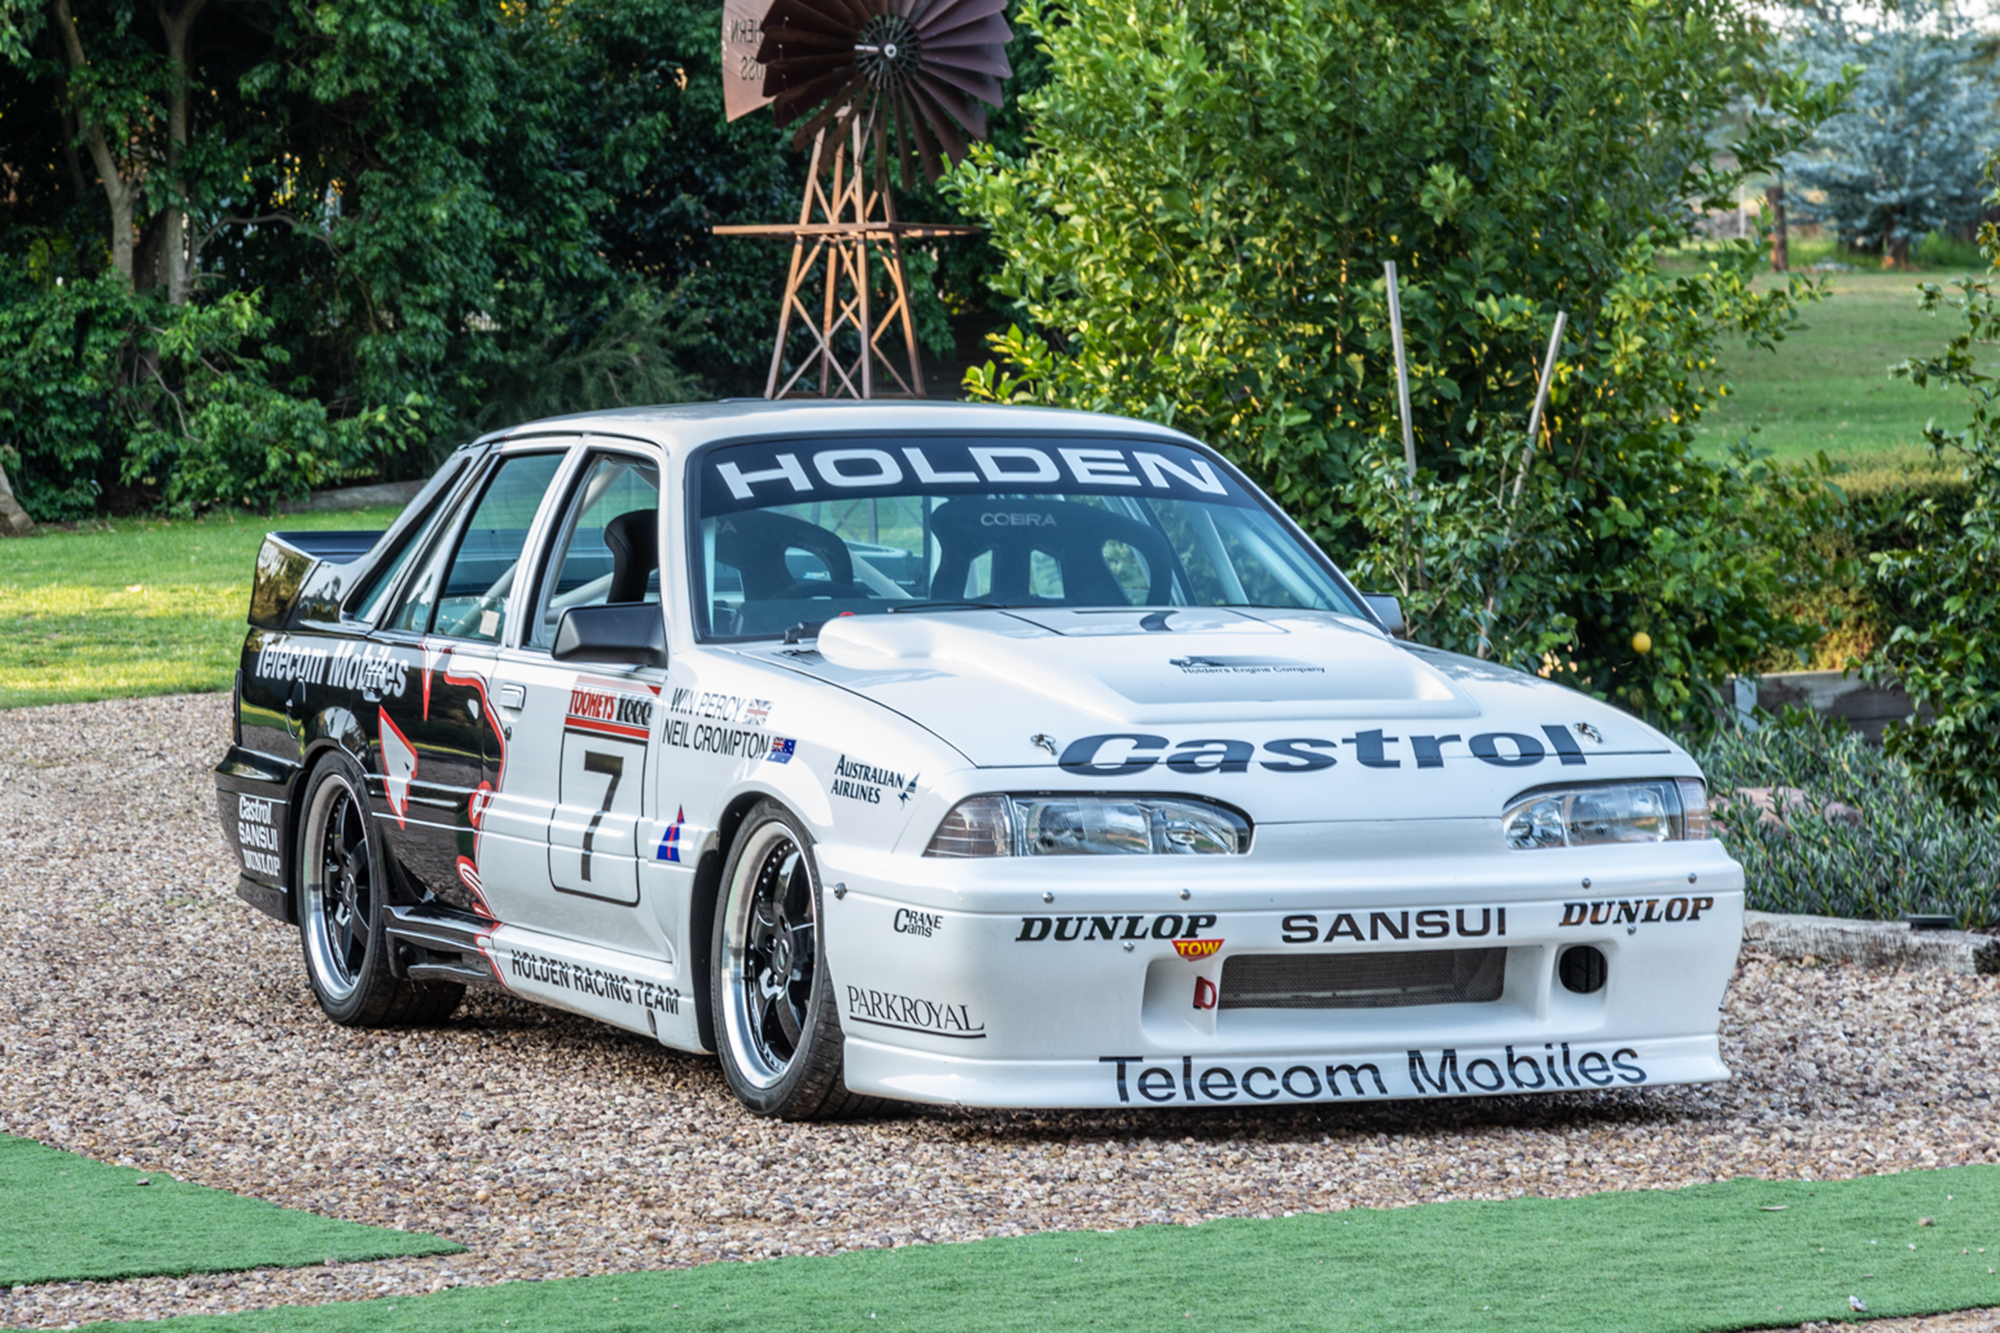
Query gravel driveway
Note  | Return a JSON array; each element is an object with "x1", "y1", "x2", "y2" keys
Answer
[{"x1": 2, "y1": 694, "x2": 1998, "y2": 1330}]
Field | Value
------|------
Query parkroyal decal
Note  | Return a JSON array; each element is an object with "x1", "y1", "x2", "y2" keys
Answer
[
  {"x1": 236, "y1": 793, "x2": 282, "y2": 877},
  {"x1": 1057, "y1": 727, "x2": 1590, "y2": 775},
  {"x1": 1282, "y1": 908, "x2": 1506, "y2": 944},
  {"x1": 843, "y1": 986, "x2": 985, "y2": 1039},
  {"x1": 700, "y1": 437, "x2": 1249, "y2": 516},
  {"x1": 831, "y1": 754, "x2": 917, "y2": 806},
  {"x1": 1017, "y1": 912, "x2": 1217, "y2": 942},
  {"x1": 565, "y1": 676, "x2": 660, "y2": 741},
  {"x1": 255, "y1": 638, "x2": 409, "y2": 698},
  {"x1": 1560, "y1": 897, "x2": 1715, "y2": 927},
  {"x1": 1099, "y1": 1042, "x2": 1649, "y2": 1105}
]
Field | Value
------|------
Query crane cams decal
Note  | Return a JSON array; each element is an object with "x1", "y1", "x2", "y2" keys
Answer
[{"x1": 1058, "y1": 727, "x2": 1591, "y2": 774}]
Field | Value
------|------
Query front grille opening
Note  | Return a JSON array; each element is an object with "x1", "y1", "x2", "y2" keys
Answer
[{"x1": 1219, "y1": 948, "x2": 1507, "y2": 1010}]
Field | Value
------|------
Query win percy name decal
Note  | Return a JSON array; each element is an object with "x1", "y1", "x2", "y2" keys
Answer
[
  {"x1": 1059, "y1": 728, "x2": 1592, "y2": 775},
  {"x1": 664, "y1": 685, "x2": 772, "y2": 759}
]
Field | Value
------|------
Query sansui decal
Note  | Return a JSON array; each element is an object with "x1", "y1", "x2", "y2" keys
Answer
[
  {"x1": 1173, "y1": 938, "x2": 1223, "y2": 960},
  {"x1": 236, "y1": 793, "x2": 282, "y2": 877},
  {"x1": 843, "y1": 986, "x2": 985, "y2": 1038},
  {"x1": 1559, "y1": 897, "x2": 1714, "y2": 926},
  {"x1": 1017, "y1": 913, "x2": 1216, "y2": 942},
  {"x1": 378, "y1": 710, "x2": 417, "y2": 827},
  {"x1": 1282, "y1": 908, "x2": 1505, "y2": 944}
]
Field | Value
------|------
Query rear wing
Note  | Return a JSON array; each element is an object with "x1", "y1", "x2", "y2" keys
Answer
[{"x1": 247, "y1": 531, "x2": 386, "y2": 630}]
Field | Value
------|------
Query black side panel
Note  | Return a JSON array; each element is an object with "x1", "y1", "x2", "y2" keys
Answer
[{"x1": 214, "y1": 746, "x2": 297, "y2": 909}]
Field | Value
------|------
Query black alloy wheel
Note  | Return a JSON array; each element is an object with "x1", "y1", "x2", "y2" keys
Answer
[
  {"x1": 297, "y1": 752, "x2": 463, "y2": 1027},
  {"x1": 711, "y1": 800, "x2": 884, "y2": 1119}
]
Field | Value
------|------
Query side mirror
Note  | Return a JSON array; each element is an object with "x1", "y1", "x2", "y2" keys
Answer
[
  {"x1": 552, "y1": 603, "x2": 667, "y2": 668},
  {"x1": 1361, "y1": 594, "x2": 1407, "y2": 639}
]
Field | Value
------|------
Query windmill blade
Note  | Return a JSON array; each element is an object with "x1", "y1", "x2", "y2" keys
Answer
[
  {"x1": 913, "y1": 70, "x2": 982, "y2": 148},
  {"x1": 921, "y1": 14, "x2": 1014, "y2": 51},
  {"x1": 774, "y1": 70, "x2": 866, "y2": 129},
  {"x1": 894, "y1": 84, "x2": 945, "y2": 182},
  {"x1": 914, "y1": 0, "x2": 1008, "y2": 42},
  {"x1": 921, "y1": 60, "x2": 1004, "y2": 108}
]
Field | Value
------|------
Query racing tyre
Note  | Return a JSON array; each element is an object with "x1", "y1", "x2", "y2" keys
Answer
[
  {"x1": 712, "y1": 801, "x2": 884, "y2": 1119},
  {"x1": 297, "y1": 754, "x2": 463, "y2": 1027}
]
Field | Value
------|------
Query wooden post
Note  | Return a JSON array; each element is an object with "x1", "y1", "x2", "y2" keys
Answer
[
  {"x1": 1767, "y1": 183, "x2": 1788, "y2": 273},
  {"x1": 0, "y1": 458, "x2": 39, "y2": 537}
]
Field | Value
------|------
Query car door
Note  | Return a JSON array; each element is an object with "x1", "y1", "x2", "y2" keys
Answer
[
  {"x1": 478, "y1": 445, "x2": 666, "y2": 954},
  {"x1": 371, "y1": 447, "x2": 568, "y2": 915}
]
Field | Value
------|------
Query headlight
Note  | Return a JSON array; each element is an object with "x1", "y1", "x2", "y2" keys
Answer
[
  {"x1": 1502, "y1": 779, "x2": 1709, "y2": 850},
  {"x1": 925, "y1": 794, "x2": 1251, "y2": 857}
]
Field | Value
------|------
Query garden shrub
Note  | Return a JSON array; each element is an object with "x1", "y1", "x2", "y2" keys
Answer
[{"x1": 1695, "y1": 711, "x2": 2000, "y2": 927}]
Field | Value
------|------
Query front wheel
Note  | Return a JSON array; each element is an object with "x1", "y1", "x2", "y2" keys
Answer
[
  {"x1": 298, "y1": 753, "x2": 463, "y2": 1027},
  {"x1": 711, "y1": 801, "x2": 882, "y2": 1119}
]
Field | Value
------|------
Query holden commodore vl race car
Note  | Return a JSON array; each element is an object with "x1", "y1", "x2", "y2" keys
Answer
[{"x1": 214, "y1": 400, "x2": 1741, "y2": 1119}]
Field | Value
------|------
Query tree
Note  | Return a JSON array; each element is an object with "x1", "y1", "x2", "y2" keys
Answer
[
  {"x1": 1782, "y1": 0, "x2": 1999, "y2": 267},
  {"x1": 950, "y1": 0, "x2": 1849, "y2": 724}
]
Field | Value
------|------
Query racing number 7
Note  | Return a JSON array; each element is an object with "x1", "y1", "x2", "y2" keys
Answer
[{"x1": 579, "y1": 751, "x2": 624, "y2": 882}]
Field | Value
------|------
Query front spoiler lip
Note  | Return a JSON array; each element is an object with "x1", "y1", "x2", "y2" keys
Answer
[{"x1": 841, "y1": 1034, "x2": 1729, "y2": 1110}]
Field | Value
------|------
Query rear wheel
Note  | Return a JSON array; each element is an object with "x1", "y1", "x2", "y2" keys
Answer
[
  {"x1": 298, "y1": 754, "x2": 463, "y2": 1027},
  {"x1": 711, "y1": 801, "x2": 883, "y2": 1119}
]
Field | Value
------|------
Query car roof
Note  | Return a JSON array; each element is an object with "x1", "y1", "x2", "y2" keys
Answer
[{"x1": 473, "y1": 399, "x2": 1201, "y2": 460}]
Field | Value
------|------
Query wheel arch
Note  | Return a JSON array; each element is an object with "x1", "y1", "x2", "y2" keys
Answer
[
  {"x1": 689, "y1": 789, "x2": 790, "y2": 1054},
  {"x1": 287, "y1": 714, "x2": 384, "y2": 918}
]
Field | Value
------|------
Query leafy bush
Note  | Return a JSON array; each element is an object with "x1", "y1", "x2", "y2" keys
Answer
[
  {"x1": 0, "y1": 271, "x2": 420, "y2": 516},
  {"x1": 1694, "y1": 711, "x2": 2000, "y2": 928},
  {"x1": 950, "y1": 0, "x2": 1849, "y2": 727}
]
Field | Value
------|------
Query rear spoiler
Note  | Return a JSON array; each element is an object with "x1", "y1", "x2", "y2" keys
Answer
[{"x1": 247, "y1": 531, "x2": 386, "y2": 630}]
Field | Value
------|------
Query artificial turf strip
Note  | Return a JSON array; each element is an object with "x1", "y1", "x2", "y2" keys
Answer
[
  {"x1": 86, "y1": 1166, "x2": 2000, "y2": 1332},
  {"x1": 0, "y1": 1134, "x2": 460, "y2": 1288}
]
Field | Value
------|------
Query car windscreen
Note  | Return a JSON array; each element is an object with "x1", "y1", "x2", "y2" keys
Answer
[{"x1": 690, "y1": 435, "x2": 1362, "y2": 640}]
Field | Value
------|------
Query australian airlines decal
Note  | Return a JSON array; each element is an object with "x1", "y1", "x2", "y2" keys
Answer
[
  {"x1": 1057, "y1": 727, "x2": 1592, "y2": 775},
  {"x1": 700, "y1": 436, "x2": 1250, "y2": 514}
]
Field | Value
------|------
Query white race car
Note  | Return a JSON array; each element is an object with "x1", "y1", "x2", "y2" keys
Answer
[{"x1": 215, "y1": 401, "x2": 1741, "y2": 1118}]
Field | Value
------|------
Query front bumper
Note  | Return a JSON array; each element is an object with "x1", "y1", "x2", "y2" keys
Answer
[{"x1": 818, "y1": 823, "x2": 1742, "y2": 1108}]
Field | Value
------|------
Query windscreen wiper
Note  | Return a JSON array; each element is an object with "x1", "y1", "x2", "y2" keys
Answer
[{"x1": 885, "y1": 601, "x2": 1005, "y2": 614}]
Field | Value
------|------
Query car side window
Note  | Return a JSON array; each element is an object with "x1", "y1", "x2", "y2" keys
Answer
[
  {"x1": 531, "y1": 452, "x2": 663, "y2": 647},
  {"x1": 350, "y1": 488, "x2": 459, "y2": 624},
  {"x1": 388, "y1": 452, "x2": 565, "y2": 640}
]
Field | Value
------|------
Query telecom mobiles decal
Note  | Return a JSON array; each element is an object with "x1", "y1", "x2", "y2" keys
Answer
[{"x1": 549, "y1": 674, "x2": 660, "y2": 904}]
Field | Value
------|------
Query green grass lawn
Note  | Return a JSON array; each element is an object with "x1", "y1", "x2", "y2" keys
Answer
[
  {"x1": 81, "y1": 1167, "x2": 2000, "y2": 1333},
  {"x1": 0, "y1": 506, "x2": 402, "y2": 710},
  {"x1": 1694, "y1": 268, "x2": 1979, "y2": 475},
  {"x1": 0, "y1": 1134, "x2": 457, "y2": 1287}
]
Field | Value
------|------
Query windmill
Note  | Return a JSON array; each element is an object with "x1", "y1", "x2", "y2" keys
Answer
[{"x1": 715, "y1": 0, "x2": 1014, "y2": 399}]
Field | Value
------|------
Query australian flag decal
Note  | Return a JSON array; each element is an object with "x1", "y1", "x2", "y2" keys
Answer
[
  {"x1": 657, "y1": 806, "x2": 686, "y2": 863},
  {"x1": 767, "y1": 737, "x2": 796, "y2": 764}
]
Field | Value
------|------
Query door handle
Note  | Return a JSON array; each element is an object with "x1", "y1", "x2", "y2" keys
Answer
[{"x1": 498, "y1": 683, "x2": 526, "y2": 710}]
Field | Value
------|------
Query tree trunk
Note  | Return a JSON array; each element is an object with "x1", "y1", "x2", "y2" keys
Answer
[
  {"x1": 159, "y1": 0, "x2": 209, "y2": 304},
  {"x1": 1766, "y1": 184, "x2": 1788, "y2": 273},
  {"x1": 51, "y1": 0, "x2": 138, "y2": 283},
  {"x1": 0, "y1": 460, "x2": 39, "y2": 537}
]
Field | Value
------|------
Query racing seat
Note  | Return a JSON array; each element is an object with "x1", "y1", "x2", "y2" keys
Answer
[
  {"x1": 928, "y1": 499, "x2": 1176, "y2": 606},
  {"x1": 711, "y1": 509, "x2": 861, "y2": 599},
  {"x1": 602, "y1": 509, "x2": 660, "y2": 604}
]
